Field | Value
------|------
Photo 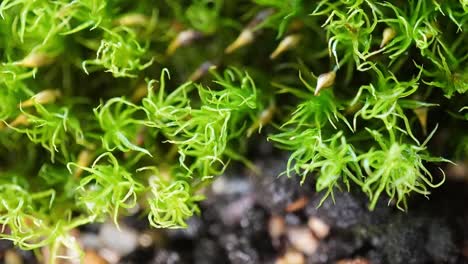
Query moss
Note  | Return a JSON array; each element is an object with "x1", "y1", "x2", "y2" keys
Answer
[{"x1": 0, "y1": 0, "x2": 466, "y2": 261}]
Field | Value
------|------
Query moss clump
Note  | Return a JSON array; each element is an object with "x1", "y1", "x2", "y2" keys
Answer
[{"x1": 0, "y1": 0, "x2": 466, "y2": 262}]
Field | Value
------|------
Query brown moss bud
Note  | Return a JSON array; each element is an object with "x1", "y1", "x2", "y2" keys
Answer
[
  {"x1": 9, "y1": 114, "x2": 29, "y2": 127},
  {"x1": 114, "y1": 13, "x2": 149, "y2": 27},
  {"x1": 270, "y1": 34, "x2": 301, "y2": 59},
  {"x1": 380, "y1": 27, "x2": 396, "y2": 48},
  {"x1": 247, "y1": 103, "x2": 276, "y2": 137},
  {"x1": 188, "y1": 61, "x2": 217, "y2": 82},
  {"x1": 247, "y1": 8, "x2": 275, "y2": 29},
  {"x1": 166, "y1": 30, "x2": 203, "y2": 55},
  {"x1": 16, "y1": 52, "x2": 54, "y2": 68},
  {"x1": 413, "y1": 107, "x2": 428, "y2": 135},
  {"x1": 19, "y1": 89, "x2": 61, "y2": 108},
  {"x1": 315, "y1": 71, "x2": 336, "y2": 96},
  {"x1": 74, "y1": 149, "x2": 94, "y2": 178},
  {"x1": 225, "y1": 29, "x2": 254, "y2": 54}
]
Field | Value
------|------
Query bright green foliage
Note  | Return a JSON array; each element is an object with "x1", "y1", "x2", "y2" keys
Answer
[
  {"x1": 0, "y1": 65, "x2": 35, "y2": 120},
  {"x1": 269, "y1": 70, "x2": 352, "y2": 181},
  {"x1": 0, "y1": 0, "x2": 466, "y2": 261},
  {"x1": 268, "y1": 0, "x2": 465, "y2": 210},
  {"x1": 82, "y1": 28, "x2": 153, "y2": 77},
  {"x1": 360, "y1": 128, "x2": 446, "y2": 210},
  {"x1": 299, "y1": 131, "x2": 363, "y2": 205},
  {"x1": 147, "y1": 177, "x2": 203, "y2": 228},
  {"x1": 284, "y1": 89, "x2": 347, "y2": 129},
  {"x1": 144, "y1": 167, "x2": 204, "y2": 228},
  {"x1": 143, "y1": 68, "x2": 261, "y2": 178},
  {"x1": 94, "y1": 97, "x2": 150, "y2": 156},
  {"x1": 141, "y1": 70, "x2": 194, "y2": 131},
  {"x1": 0, "y1": 177, "x2": 57, "y2": 248},
  {"x1": 350, "y1": 67, "x2": 424, "y2": 142},
  {"x1": 0, "y1": 172, "x2": 92, "y2": 263},
  {"x1": 68, "y1": 152, "x2": 144, "y2": 226},
  {"x1": 9, "y1": 104, "x2": 84, "y2": 162},
  {"x1": 311, "y1": 0, "x2": 382, "y2": 70},
  {"x1": 253, "y1": 0, "x2": 306, "y2": 37}
]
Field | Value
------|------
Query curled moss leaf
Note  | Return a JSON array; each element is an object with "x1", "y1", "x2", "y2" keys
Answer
[
  {"x1": 312, "y1": 0, "x2": 382, "y2": 70},
  {"x1": 94, "y1": 97, "x2": 151, "y2": 156},
  {"x1": 350, "y1": 67, "x2": 422, "y2": 143},
  {"x1": 8, "y1": 104, "x2": 84, "y2": 162},
  {"x1": 144, "y1": 68, "x2": 262, "y2": 178},
  {"x1": 68, "y1": 152, "x2": 144, "y2": 226},
  {"x1": 82, "y1": 27, "x2": 153, "y2": 78},
  {"x1": 300, "y1": 131, "x2": 363, "y2": 205},
  {"x1": 142, "y1": 166, "x2": 204, "y2": 228},
  {"x1": 361, "y1": 128, "x2": 447, "y2": 210}
]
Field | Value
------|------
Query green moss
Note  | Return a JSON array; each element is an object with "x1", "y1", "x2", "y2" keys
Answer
[{"x1": 0, "y1": 0, "x2": 466, "y2": 261}]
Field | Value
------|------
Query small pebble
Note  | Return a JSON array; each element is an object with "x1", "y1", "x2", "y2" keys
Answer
[
  {"x1": 81, "y1": 233, "x2": 101, "y2": 250},
  {"x1": 308, "y1": 217, "x2": 330, "y2": 239},
  {"x1": 99, "y1": 248, "x2": 120, "y2": 264},
  {"x1": 275, "y1": 249, "x2": 305, "y2": 264},
  {"x1": 138, "y1": 232, "x2": 154, "y2": 248},
  {"x1": 284, "y1": 248, "x2": 305, "y2": 264},
  {"x1": 275, "y1": 257, "x2": 287, "y2": 264},
  {"x1": 285, "y1": 196, "x2": 308, "y2": 212},
  {"x1": 99, "y1": 222, "x2": 138, "y2": 257},
  {"x1": 4, "y1": 250, "x2": 23, "y2": 264},
  {"x1": 269, "y1": 215, "x2": 286, "y2": 247},
  {"x1": 212, "y1": 176, "x2": 251, "y2": 195},
  {"x1": 446, "y1": 161, "x2": 468, "y2": 182},
  {"x1": 221, "y1": 195, "x2": 255, "y2": 226},
  {"x1": 287, "y1": 227, "x2": 319, "y2": 255},
  {"x1": 269, "y1": 215, "x2": 286, "y2": 240},
  {"x1": 84, "y1": 250, "x2": 108, "y2": 264},
  {"x1": 153, "y1": 250, "x2": 182, "y2": 264},
  {"x1": 336, "y1": 257, "x2": 370, "y2": 264}
]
